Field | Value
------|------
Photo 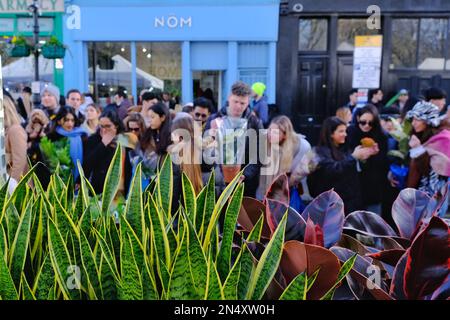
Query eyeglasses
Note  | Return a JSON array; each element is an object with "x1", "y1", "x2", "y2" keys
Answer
[
  {"x1": 358, "y1": 120, "x2": 374, "y2": 127},
  {"x1": 194, "y1": 112, "x2": 208, "y2": 119},
  {"x1": 128, "y1": 127, "x2": 140, "y2": 132}
]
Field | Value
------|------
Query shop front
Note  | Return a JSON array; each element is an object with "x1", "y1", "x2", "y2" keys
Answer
[{"x1": 63, "y1": 0, "x2": 280, "y2": 108}]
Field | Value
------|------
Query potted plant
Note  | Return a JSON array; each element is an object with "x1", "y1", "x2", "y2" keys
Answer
[
  {"x1": 41, "y1": 36, "x2": 66, "y2": 59},
  {"x1": 8, "y1": 35, "x2": 32, "y2": 57}
]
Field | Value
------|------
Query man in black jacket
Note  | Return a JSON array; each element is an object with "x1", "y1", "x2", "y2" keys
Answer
[{"x1": 203, "y1": 81, "x2": 263, "y2": 197}]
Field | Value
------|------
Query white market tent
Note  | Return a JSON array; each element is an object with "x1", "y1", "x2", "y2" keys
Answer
[{"x1": 2, "y1": 54, "x2": 164, "y2": 91}]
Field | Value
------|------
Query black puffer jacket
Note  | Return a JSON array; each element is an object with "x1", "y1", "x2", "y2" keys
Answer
[
  {"x1": 307, "y1": 146, "x2": 362, "y2": 215},
  {"x1": 83, "y1": 133, "x2": 132, "y2": 195},
  {"x1": 346, "y1": 125, "x2": 389, "y2": 206},
  {"x1": 203, "y1": 106, "x2": 263, "y2": 197}
]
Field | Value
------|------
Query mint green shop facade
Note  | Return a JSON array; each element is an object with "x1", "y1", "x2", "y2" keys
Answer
[{"x1": 63, "y1": 0, "x2": 280, "y2": 105}]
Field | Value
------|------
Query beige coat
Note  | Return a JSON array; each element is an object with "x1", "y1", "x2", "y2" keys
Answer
[{"x1": 5, "y1": 124, "x2": 29, "y2": 182}]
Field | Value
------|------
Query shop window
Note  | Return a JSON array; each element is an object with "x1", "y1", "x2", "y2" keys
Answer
[
  {"x1": 88, "y1": 42, "x2": 131, "y2": 106},
  {"x1": 418, "y1": 19, "x2": 448, "y2": 70},
  {"x1": 136, "y1": 42, "x2": 181, "y2": 99},
  {"x1": 391, "y1": 19, "x2": 418, "y2": 69},
  {"x1": 238, "y1": 68, "x2": 268, "y2": 89},
  {"x1": 299, "y1": 19, "x2": 327, "y2": 51},
  {"x1": 337, "y1": 19, "x2": 380, "y2": 51}
]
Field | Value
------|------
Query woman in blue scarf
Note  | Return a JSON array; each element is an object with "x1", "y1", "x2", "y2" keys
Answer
[{"x1": 41, "y1": 106, "x2": 88, "y2": 181}]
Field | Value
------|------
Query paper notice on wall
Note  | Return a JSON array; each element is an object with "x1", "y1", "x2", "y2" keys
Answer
[{"x1": 352, "y1": 35, "x2": 383, "y2": 89}]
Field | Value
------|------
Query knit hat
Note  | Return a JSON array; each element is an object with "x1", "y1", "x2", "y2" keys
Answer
[
  {"x1": 40, "y1": 83, "x2": 60, "y2": 104},
  {"x1": 406, "y1": 101, "x2": 443, "y2": 127},
  {"x1": 251, "y1": 82, "x2": 266, "y2": 97}
]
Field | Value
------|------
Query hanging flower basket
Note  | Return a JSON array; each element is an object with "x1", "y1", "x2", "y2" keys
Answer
[
  {"x1": 41, "y1": 45, "x2": 66, "y2": 59},
  {"x1": 8, "y1": 44, "x2": 31, "y2": 57}
]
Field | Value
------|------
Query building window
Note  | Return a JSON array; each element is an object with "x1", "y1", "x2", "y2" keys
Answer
[
  {"x1": 418, "y1": 19, "x2": 448, "y2": 70},
  {"x1": 88, "y1": 42, "x2": 182, "y2": 106},
  {"x1": 337, "y1": 19, "x2": 380, "y2": 51},
  {"x1": 391, "y1": 19, "x2": 418, "y2": 69},
  {"x1": 391, "y1": 18, "x2": 449, "y2": 70},
  {"x1": 136, "y1": 42, "x2": 181, "y2": 99},
  {"x1": 88, "y1": 42, "x2": 131, "y2": 106},
  {"x1": 299, "y1": 19, "x2": 328, "y2": 51}
]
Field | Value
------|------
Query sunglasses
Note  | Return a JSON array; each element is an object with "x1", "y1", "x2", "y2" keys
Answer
[
  {"x1": 194, "y1": 112, "x2": 208, "y2": 119},
  {"x1": 100, "y1": 124, "x2": 113, "y2": 129},
  {"x1": 128, "y1": 127, "x2": 140, "y2": 132},
  {"x1": 359, "y1": 120, "x2": 374, "y2": 127}
]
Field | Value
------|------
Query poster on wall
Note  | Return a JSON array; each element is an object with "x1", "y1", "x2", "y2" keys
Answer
[{"x1": 352, "y1": 35, "x2": 383, "y2": 89}]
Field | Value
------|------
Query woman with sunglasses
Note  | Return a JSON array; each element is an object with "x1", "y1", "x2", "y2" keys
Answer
[
  {"x1": 347, "y1": 104, "x2": 389, "y2": 215},
  {"x1": 124, "y1": 112, "x2": 146, "y2": 140},
  {"x1": 307, "y1": 117, "x2": 376, "y2": 215},
  {"x1": 83, "y1": 109, "x2": 132, "y2": 196}
]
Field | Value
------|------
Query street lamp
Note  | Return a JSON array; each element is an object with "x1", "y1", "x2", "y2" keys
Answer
[{"x1": 28, "y1": 0, "x2": 40, "y2": 81}]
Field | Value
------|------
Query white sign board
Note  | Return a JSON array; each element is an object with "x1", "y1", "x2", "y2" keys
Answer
[{"x1": 352, "y1": 35, "x2": 383, "y2": 89}]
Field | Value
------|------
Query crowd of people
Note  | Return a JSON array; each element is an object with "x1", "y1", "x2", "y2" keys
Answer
[{"x1": 3, "y1": 80, "x2": 450, "y2": 224}]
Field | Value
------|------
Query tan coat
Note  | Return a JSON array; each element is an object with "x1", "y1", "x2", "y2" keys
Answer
[{"x1": 5, "y1": 124, "x2": 29, "y2": 182}]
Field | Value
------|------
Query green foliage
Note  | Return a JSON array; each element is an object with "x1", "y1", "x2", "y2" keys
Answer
[{"x1": 39, "y1": 136, "x2": 72, "y2": 180}]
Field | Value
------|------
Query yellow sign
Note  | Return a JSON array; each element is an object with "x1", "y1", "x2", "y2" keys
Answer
[
  {"x1": 0, "y1": 0, "x2": 64, "y2": 13},
  {"x1": 355, "y1": 35, "x2": 383, "y2": 48}
]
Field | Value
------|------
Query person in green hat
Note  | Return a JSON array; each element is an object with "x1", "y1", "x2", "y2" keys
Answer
[{"x1": 251, "y1": 82, "x2": 269, "y2": 127}]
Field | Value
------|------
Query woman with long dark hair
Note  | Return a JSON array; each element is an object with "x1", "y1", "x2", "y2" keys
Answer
[
  {"x1": 307, "y1": 117, "x2": 377, "y2": 214},
  {"x1": 347, "y1": 105, "x2": 388, "y2": 215}
]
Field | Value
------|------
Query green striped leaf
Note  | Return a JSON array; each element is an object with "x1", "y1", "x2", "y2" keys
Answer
[
  {"x1": 202, "y1": 169, "x2": 242, "y2": 252},
  {"x1": 125, "y1": 163, "x2": 145, "y2": 241},
  {"x1": 237, "y1": 244, "x2": 255, "y2": 300},
  {"x1": 5, "y1": 204, "x2": 20, "y2": 248},
  {"x1": 185, "y1": 214, "x2": 208, "y2": 299},
  {"x1": 0, "y1": 224, "x2": 7, "y2": 262},
  {"x1": 167, "y1": 227, "x2": 199, "y2": 300},
  {"x1": 157, "y1": 155, "x2": 173, "y2": 219},
  {"x1": 223, "y1": 256, "x2": 241, "y2": 300},
  {"x1": 4, "y1": 164, "x2": 37, "y2": 213},
  {"x1": 142, "y1": 262, "x2": 159, "y2": 300},
  {"x1": 182, "y1": 173, "x2": 197, "y2": 220},
  {"x1": 101, "y1": 144, "x2": 123, "y2": 217},
  {"x1": 120, "y1": 215, "x2": 145, "y2": 271},
  {"x1": 246, "y1": 212, "x2": 288, "y2": 300},
  {"x1": 279, "y1": 272, "x2": 307, "y2": 300},
  {"x1": 47, "y1": 218, "x2": 81, "y2": 300},
  {"x1": 8, "y1": 201, "x2": 33, "y2": 286},
  {"x1": 320, "y1": 254, "x2": 357, "y2": 300},
  {"x1": 0, "y1": 241, "x2": 18, "y2": 300},
  {"x1": 98, "y1": 255, "x2": 118, "y2": 300},
  {"x1": 147, "y1": 192, "x2": 171, "y2": 269},
  {"x1": 79, "y1": 230, "x2": 100, "y2": 300},
  {"x1": 21, "y1": 273, "x2": 36, "y2": 300},
  {"x1": 118, "y1": 233, "x2": 143, "y2": 300},
  {"x1": 198, "y1": 170, "x2": 215, "y2": 238},
  {"x1": 0, "y1": 179, "x2": 10, "y2": 223},
  {"x1": 206, "y1": 250, "x2": 225, "y2": 300},
  {"x1": 307, "y1": 269, "x2": 320, "y2": 292},
  {"x1": 217, "y1": 184, "x2": 244, "y2": 281},
  {"x1": 247, "y1": 215, "x2": 264, "y2": 242},
  {"x1": 33, "y1": 254, "x2": 55, "y2": 300},
  {"x1": 93, "y1": 228, "x2": 120, "y2": 281}
]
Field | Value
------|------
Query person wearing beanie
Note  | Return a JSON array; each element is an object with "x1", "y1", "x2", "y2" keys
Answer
[
  {"x1": 39, "y1": 83, "x2": 61, "y2": 130},
  {"x1": 405, "y1": 101, "x2": 450, "y2": 206},
  {"x1": 424, "y1": 87, "x2": 447, "y2": 113},
  {"x1": 251, "y1": 82, "x2": 269, "y2": 127}
]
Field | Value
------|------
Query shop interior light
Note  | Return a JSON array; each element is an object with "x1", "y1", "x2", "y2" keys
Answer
[
  {"x1": 142, "y1": 48, "x2": 147, "y2": 53},
  {"x1": 146, "y1": 53, "x2": 152, "y2": 59},
  {"x1": 121, "y1": 47, "x2": 125, "y2": 52}
]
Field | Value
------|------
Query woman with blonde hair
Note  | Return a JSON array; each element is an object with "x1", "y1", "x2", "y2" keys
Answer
[
  {"x1": 3, "y1": 93, "x2": 28, "y2": 182},
  {"x1": 257, "y1": 115, "x2": 312, "y2": 201},
  {"x1": 336, "y1": 106, "x2": 353, "y2": 126}
]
